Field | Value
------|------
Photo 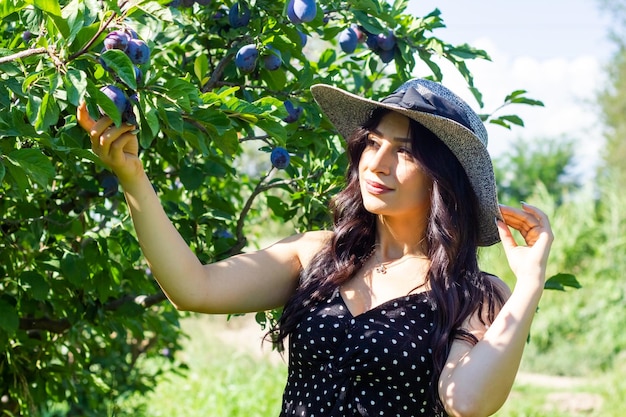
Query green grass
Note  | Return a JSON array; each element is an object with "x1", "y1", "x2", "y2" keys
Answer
[{"x1": 122, "y1": 315, "x2": 287, "y2": 417}]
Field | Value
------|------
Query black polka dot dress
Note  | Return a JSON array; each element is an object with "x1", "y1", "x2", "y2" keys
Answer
[{"x1": 280, "y1": 288, "x2": 445, "y2": 417}]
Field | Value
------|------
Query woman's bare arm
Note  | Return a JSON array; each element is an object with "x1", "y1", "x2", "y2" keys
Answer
[{"x1": 77, "y1": 103, "x2": 330, "y2": 314}]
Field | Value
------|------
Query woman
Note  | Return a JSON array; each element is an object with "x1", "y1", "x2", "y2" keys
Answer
[{"x1": 77, "y1": 78, "x2": 553, "y2": 417}]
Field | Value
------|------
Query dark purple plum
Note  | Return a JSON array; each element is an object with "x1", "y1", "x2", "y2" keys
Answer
[
  {"x1": 291, "y1": 0, "x2": 317, "y2": 23},
  {"x1": 378, "y1": 48, "x2": 395, "y2": 63},
  {"x1": 104, "y1": 30, "x2": 130, "y2": 51},
  {"x1": 270, "y1": 147, "x2": 290, "y2": 169},
  {"x1": 377, "y1": 30, "x2": 396, "y2": 51},
  {"x1": 339, "y1": 27, "x2": 358, "y2": 53},
  {"x1": 263, "y1": 46, "x2": 282, "y2": 70},
  {"x1": 365, "y1": 33, "x2": 380, "y2": 52},
  {"x1": 100, "y1": 85, "x2": 129, "y2": 116},
  {"x1": 282, "y1": 101, "x2": 303, "y2": 123},
  {"x1": 126, "y1": 39, "x2": 150, "y2": 65},
  {"x1": 125, "y1": 28, "x2": 139, "y2": 39},
  {"x1": 287, "y1": 0, "x2": 302, "y2": 24},
  {"x1": 100, "y1": 174, "x2": 119, "y2": 198},
  {"x1": 235, "y1": 44, "x2": 258, "y2": 73},
  {"x1": 229, "y1": 2, "x2": 251, "y2": 28},
  {"x1": 297, "y1": 30, "x2": 308, "y2": 47}
]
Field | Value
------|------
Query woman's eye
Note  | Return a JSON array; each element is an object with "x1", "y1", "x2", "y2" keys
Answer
[{"x1": 365, "y1": 137, "x2": 379, "y2": 147}]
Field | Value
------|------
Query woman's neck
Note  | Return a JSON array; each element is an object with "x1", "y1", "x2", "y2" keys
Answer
[{"x1": 375, "y1": 214, "x2": 428, "y2": 261}]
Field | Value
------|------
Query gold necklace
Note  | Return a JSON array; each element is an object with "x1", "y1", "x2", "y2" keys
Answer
[{"x1": 362, "y1": 245, "x2": 428, "y2": 275}]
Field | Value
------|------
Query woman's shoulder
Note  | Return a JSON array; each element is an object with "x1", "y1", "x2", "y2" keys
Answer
[
  {"x1": 272, "y1": 230, "x2": 334, "y2": 268},
  {"x1": 297, "y1": 230, "x2": 334, "y2": 266}
]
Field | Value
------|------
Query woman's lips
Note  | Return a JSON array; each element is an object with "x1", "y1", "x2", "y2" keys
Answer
[{"x1": 365, "y1": 179, "x2": 392, "y2": 195}]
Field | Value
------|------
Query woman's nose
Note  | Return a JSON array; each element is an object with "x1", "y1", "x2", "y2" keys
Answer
[{"x1": 368, "y1": 144, "x2": 392, "y2": 174}]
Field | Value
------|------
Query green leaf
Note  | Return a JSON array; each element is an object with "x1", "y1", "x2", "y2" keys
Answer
[
  {"x1": 353, "y1": 0, "x2": 381, "y2": 14},
  {"x1": 64, "y1": 69, "x2": 88, "y2": 106},
  {"x1": 194, "y1": 54, "x2": 209, "y2": 84},
  {"x1": 0, "y1": 0, "x2": 26, "y2": 19},
  {"x1": 138, "y1": 100, "x2": 159, "y2": 148},
  {"x1": 212, "y1": 129, "x2": 239, "y2": 156},
  {"x1": 19, "y1": 271, "x2": 49, "y2": 301},
  {"x1": 31, "y1": 0, "x2": 61, "y2": 15},
  {"x1": 112, "y1": 230, "x2": 142, "y2": 264},
  {"x1": 180, "y1": 165, "x2": 205, "y2": 191},
  {"x1": 354, "y1": 11, "x2": 385, "y2": 34},
  {"x1": 544, "y1": 273, "x2": 582, "y2": 291},
  {"x1": 266, "y1": 195, "x2": 287, "y2": 217},
  {"x1": 34, "y1": 91, "x2": 60, "y2": 132},
  {"x1": 61, "y1": 252, "x2": 88, "y2": 287},
  {"x1": 163, "y1": 79, "x2": 199, "y2": 113},
  {"x1": 100, "y1": 49, "x2": 137, "y2": 90},
  {"x1": 6, "y1": 148, "x2": 55, "y2": 188},
  {"x1": 256, "y1": 118, "x2": 287, "y2": 145},
  {"x1": 0, "y1": 160, "x2": 5, "y2": 184},
  {"x1": 194, "y1": 107, "x2": 232, "y2": 135},
  {"x1": 498, "y1": 114, "x2": 524, "y2": 127},
  {"x1": 31, "y1": 0, "x2": 70, "y2": 38},
  {"x1": 95, "y1": 88, "x2": 122, "y2": 126},
  {"x1": 0, "y1": 298, "x2": 18, "y2": 335}
]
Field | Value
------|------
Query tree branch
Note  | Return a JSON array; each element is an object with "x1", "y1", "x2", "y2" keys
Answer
[
  {"x1": 0, "y1": 47, "x2": 47, "y2": 65},
  {"x1": 104, "y1": 292, "x2": 167, "y2": 310},
  {"x1": 202, "y1": 52, "x2": 235, "y2": 92},
  {"x1": 19, "y1": 317, "x2": 71, "y2": 334},
  {"x1": 224, "y1": 174, "x2": 302, "y2": 257},
  {"x1": 18, "y1": 292, "x2": 168, "y2": 334}
]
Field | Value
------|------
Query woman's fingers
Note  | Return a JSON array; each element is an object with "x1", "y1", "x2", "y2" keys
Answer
[
  {"x1": 77, "y1": 101, "x2": 96, "y2": 132},
  {"x1": 495, "y1": 217, "x2": 518, "y2": 250},
  {"x1": 97, "y1": 123, "x2": 136, "y2": 157}
]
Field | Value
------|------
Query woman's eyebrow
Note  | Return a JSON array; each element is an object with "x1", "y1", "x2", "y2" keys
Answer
[{"x1": 369, "y1": 128, "x2": 411, "y2": 143}]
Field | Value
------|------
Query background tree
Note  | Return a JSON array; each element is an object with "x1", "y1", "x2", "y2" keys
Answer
[
  {"x1": 493, "y1": 136, "x2": 578, "y2": 205},
  {"x1": 597, "y1": 0, "x2": 626, "y2": 183},
  {"x1": 0, "y1": 0, "x2": 544, "y2": 415}
]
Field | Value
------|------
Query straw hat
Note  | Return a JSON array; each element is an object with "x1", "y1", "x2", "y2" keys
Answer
[{"x1": 310, "y1": 78, "x2": 500, "y2": 246}]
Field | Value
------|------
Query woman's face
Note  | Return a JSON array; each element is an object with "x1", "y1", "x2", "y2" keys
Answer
[{"x1": 358, "y1": 112, "x2": 432, "y2": 220}]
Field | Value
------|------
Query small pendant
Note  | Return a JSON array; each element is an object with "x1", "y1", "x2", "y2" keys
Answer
[{"x1": 376, "y1": 264, "x2": 387, "y2": 274}]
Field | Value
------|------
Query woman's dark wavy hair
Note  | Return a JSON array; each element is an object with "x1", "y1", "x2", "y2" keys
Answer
[{"x1": 271, "y1": 108, "x2": 507, "y2": 413}]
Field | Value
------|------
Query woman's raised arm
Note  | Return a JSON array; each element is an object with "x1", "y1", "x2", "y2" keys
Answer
[{"x1": 77, "y1": 104, "x2": 327, "y2": 314}]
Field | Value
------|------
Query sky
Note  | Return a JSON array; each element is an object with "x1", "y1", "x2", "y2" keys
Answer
[{"x1": 405, "y1": 0, "x2": 615, "y2": 180}]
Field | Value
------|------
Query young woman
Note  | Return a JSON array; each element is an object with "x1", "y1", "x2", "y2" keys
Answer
[{"x1": 77, "y1": 78, "x2": 553, "y2": 417}]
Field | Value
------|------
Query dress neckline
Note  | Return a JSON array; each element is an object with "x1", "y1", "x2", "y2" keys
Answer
[{"x1": 337, "y1": 289, "x2": 431, "y2": 319}]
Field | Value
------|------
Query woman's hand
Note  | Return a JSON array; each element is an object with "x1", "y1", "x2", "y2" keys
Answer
[
  {"x1": 77, "y1": 102, "x2": 143, "y2": 185},
  {"x1": 496, "y1": 203, "x2": 554, "y2": 287}
]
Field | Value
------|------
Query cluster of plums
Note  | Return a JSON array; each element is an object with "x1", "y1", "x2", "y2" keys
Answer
[
  {"x1": 339, "y1": 24, "x2": 396, "y2": 63},
  {"x1": 98, "y1": 28, "x2": 151, "y2": 124}
]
